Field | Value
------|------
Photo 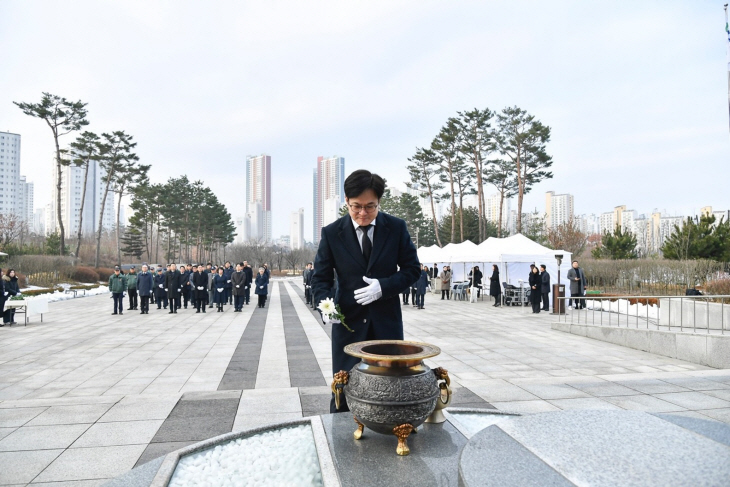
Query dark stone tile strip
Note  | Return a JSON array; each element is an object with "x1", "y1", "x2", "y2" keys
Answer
[
  {"x1": 217, "y1": 305, "x2": 270, "y2": 390},
  {"x1": 134, "y1": 395, "x2": 241, "y2": 467},
  {"x1": 279, "y1": 282, "x2": 327, "y2": 387}
]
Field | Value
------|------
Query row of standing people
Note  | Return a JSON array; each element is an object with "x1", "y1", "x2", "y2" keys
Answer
[{"x1": 108, "y1": 261, "x2": 271, "y2": 315}]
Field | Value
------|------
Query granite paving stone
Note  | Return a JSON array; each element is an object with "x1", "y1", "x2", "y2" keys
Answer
[
  {"x1": 655, "y1": 391, "x2": 730, "y2": 410},
  {"x1": 70, "y1": 420, "x2": 164, "y2": 448},
  {"x1": 0, "y1": 423, "x2": 91, "y2": 451},
  {"x1": 27, "y1": 404, "x2": 114, "y2": 427},
  {"x1": 0, "y1": 449, "x2": 64, "y2": 484},
  {"x1": 34, "y1": 444, "x2": 148, "y2": 483}
]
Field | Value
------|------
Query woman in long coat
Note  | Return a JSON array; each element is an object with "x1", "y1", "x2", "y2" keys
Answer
[
  {"x1": 212, "y1": 267, "x2": 227, "y2": 312},
  {"x1": 528, "y1": 266, "x2": 542, "y2": 313},
  {"x1": 415, "y1": 265, "x2": 429, "y2": 310},
  {"x1": 3, "y1": 269, "x2": 20, "y2": 325},
  {"x1": 489, "y1": 265, "x2": 501, "y2": 307},
  {"x1": 254, "y1": 266, "x2": 269, "y2": 308},
  {"x1": 440, "y1": 266, "x2": 452, "y2": 300}
]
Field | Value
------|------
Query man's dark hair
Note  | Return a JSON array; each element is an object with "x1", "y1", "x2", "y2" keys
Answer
[
  {"x1": 540, "y1": 264, "x2": 546, "y2": 270},
  {"x1": 572, "y1": 260, "x2": 579, "y2": 264},
  {"x1": 344, "y1": 169, "x2": 385, "y2": 199}
]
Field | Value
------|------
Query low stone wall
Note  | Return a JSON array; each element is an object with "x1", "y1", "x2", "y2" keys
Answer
[
  {"x1": 552, "y1": 322, "x2": 730, "y2": 369},
  {"x1": 659, "y1": 298, "x2": 730, "y2": 332}
]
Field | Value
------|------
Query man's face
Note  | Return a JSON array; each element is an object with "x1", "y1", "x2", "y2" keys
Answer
[
  {"x1": 346, "y1": 189, "x2": 379, "y2": 226},
  {"x1": 171, "y1": 264, "x2": 177, "y2": 271},
  {"x1": 243, "y1": 261, "x2": 248, "y2": 267},
  {"x1": 572, "y1": 262, "x2": 579, "y2": 269},
  {"x1": 130, "y1": 268, "x2": 135, "y2": 273},
  {"x1": 142, "y1": 266, "x2": 148, "y2": 273},
  {"x1": 236, "y1": 265, "x2": 241, "y2": 271},
  {"x1": 114, "y1": 270, "x2": 120, "y2": 275}
]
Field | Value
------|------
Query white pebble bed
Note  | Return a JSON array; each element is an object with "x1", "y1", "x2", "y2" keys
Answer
[
  {"x1": 449, "y1": 412, "x2": 512, "y2": 437},
  {"x1": 169, "y1": 425, "x2": 323, "y2": 487}
]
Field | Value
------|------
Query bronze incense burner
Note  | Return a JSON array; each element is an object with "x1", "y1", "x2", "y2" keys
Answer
[{"x1": 331, "y1": 340, "x2": 451, "y2": 455}]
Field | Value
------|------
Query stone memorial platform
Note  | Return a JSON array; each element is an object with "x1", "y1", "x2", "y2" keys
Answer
[{"x1": 103, "y1": 407, "x2": 730, "y2": 487}]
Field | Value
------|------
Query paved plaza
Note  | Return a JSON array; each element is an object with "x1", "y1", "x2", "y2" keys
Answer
[{"x1": 1, "y1": 279, "x2": 729, "y2": 485}]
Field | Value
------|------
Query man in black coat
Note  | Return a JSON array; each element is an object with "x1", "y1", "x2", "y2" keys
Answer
[
  {"x1": 539, "y1": 264, "x2": 551, "y2": 311},
  {"x1": 153, "y1": 268, "x2": 168, "y2": 309},
  {"x1": 231, "y1": 263, "x2": 246, "y2": 311},
  {"x1": 165, "y1": 263, "x2": 182, "y2": 314},
  {"x1": 180, "y1": 265, "x2": 191, "y2": 309},
  {"x1": 192, "y1": 265, "x2": 208, "y2": 313},
  {"x1": 311, "y1": 170, "x2": 421, "y2": 413},
  {"x1": 242, "y1": 261, "x2": 253, "y2": 305}
]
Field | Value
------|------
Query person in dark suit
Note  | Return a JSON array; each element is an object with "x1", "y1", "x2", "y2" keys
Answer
[
  {"x1": 415, "y1": 265, "x2": 429, "y2": 309},
  {"x1": 242, "y1": 261, "x2": 253, "y2": 305},
  {"x1": 311, "y1": 169, "x2": 421, "y2": 413},
  {"x1": 165, "y1": 263, "x2": 182, "y2": 314},
  {"x1": 213, "y1": 267, "x2": 227, "y2": 312},
  {"x1": 255, "y1": 267, "x2": 269, "y2": 308},
  {"x1": 136, "y1": 265, "x2": 154, "y2": 314},
  {"x1": 192, "y1": 265, "x2": 208, "y2": 313},
  {"x1": 539, "y1": 264, "x2": 551, "y2": 311},
  {"x1": 153, "y1": 267, "x2": 167, "y2": 309}
]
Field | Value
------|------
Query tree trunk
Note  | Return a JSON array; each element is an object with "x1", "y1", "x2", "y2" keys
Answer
[
  {"x1": 115, "y1": 184, "x2": 125, "y2": 266},
  {"x1": 447, "y1": 161, "x2": 456, "y2": 243},
  {"x1": 95, "y1": 171, "x2": 114, "y2": 267},
  {"x1": 423, "y1": 167, "x2": 441, "y2": 247},
  {"x1": 53, "y1": 134, "x2": 65, "y2": 255},
  {"x1": 516, "y1": 147, "x2": 524, "y2": 233},
  {"x1": 497, "y1": 184, "x2": 505, "y2": 238},
  {"x1": 75, "y1": 160, "x2": 91, "y2": 259}
]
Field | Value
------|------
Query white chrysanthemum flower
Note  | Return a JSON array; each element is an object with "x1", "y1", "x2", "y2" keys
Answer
[{"x1": 318, "y1": 298, "x2": 336, "y2": 316}]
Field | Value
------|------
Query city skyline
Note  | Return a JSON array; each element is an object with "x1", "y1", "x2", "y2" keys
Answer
[{"x1": 1, "y1": 2, "x2": 729, "y2": 243}]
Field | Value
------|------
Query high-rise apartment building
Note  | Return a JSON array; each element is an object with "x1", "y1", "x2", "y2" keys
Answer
[
  {"x1": 17, "y1": 176, "x2": 33, "y2": 223},
  {"x1": 49, "y1": 160, "x2": 115, "y2": 236},
  {"x1": 313, "y1": 156, "x2": 345, "y2": 244},
  {"x1": 545, "y1": 191, "x2": 574, "y2": 229},
  {"x1": 245, "y1": 154, "x2": 272, "y2": 243},
  {"x1": 485, "y1": 193, "x2": 512, "y2": 230},
  {"x1": 290, "y1": 208, "x2": 304, "y2": 250}
]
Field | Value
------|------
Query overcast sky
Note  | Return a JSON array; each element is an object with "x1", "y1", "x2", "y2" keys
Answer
[{"x1": 1, "y1": 1, "x2": 728, "y2": 241}]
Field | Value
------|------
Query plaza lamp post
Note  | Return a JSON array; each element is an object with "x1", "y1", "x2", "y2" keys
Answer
[{"x1": 552, "y1": 254, "x2": 565, "y2": 314}]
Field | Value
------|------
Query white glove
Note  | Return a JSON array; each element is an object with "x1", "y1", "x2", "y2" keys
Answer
[
  {"x1": 322, "y1": 314, "x2": 341, "y2": 325},
  {"x1": 217, "y1": 288, "x2": 223, "y2": 292},
  {"x1": 236, "y1": 285, "x2": 240, "y2": 288},
  {"x1": 245, "y1": 286, "x2": 249, "y2": 289},
  {"x1": 260, "y1": 286, "x2": 264, "y2": 289},
  {"x1": 227, "y1": 280, "x2": 231, "y2": 283},
  {"x1": 3, "y1": 292, "x2": 8, "y2": 296},
  {"x1": 197, "y1": 286, "x2": 203, "y2": 290},
  {"x1": 177, "y1": 288, "x2": 181, "y2": 292},
  {"x1": 354, "y1": 277, "x2": 382, "y2": 305},
  {"x1": 158, "y1": 284, "x2": 163, "y2": 288},
  {"x1": 165, "y1": 288, "x2": 168, "y2": 292}
]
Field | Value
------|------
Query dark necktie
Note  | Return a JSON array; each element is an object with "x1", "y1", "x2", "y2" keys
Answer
[{"x1": 359, "y1": 225, "x2": 372, "y2": 263}]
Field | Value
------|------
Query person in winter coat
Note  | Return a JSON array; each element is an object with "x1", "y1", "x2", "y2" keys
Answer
[
  {"x1": 243, "y1": 261, "x2": 253, "y2": 305},
  {"x1": 108, "y1": 266, "x2": 127, "y2": 315},
  {"x1": 468, "y1": 266, "x2": 483, "y2": 302},
  {"x1": 187, "y1": 265, "x2": 196, "y2": 309},
  {"x1": 415, "y1": 265, "x2": 429, "y2": 309},
  {"x1": 180, "y1": 265, "x2": 191, "y2": 309},
  {"x1": 207, "y1": 266, "x2": 216, "y2": 309},
  {"x1": 222, "y1": 262, "x2": 233, "y2": 305},
  {"x1": 566, "y1": 260, "x2": 588, "y2": 310},
  {"x1": 231, "y1": 263, "x2": 246, "y2": 312},
  {"x1": 154, "y1": 268, "x2": 168, "y2": 309},
  {"x1": 2, "y1": 269, "x2": 20, "y2": 325},
  {"x1": 136, "y1": 265, "x2": 154, "y2": 314},
  {"x1": 212, "y1": 267, "x2": 227, "y2": 312},
  {"x1": 303, "y1": 263, "x2": 312, "y2": 304},
  {"x1": 539, "y1": 265, "x2": 551, "y2": 312},
  {"x1": 126, "y1": 266, "x2": 138, "y2": 311},
  {"x1": 165, "y1": 263, "x2": 182, "y2": 314},
  {"x1": 528, "y1": 266, "x2": 542, "y2": 313},
  {"x1": 440, "y1": 266, "x2": 452, "y2": 300},
  {"x1": 254, "y1": 266, "x2": 269, "y2": 308},
  {"x1": 489, "y1": 265, "x2": 501, "y2": 307},
  {"x1": 192, "y1": 265, "x2": 208, "y2": 313}
]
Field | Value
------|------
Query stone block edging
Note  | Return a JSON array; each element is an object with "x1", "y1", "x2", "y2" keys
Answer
[{"x1": 551, "y1": 322, "x2": 730, "y2": 369}]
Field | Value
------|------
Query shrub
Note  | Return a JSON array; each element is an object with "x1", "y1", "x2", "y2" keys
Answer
[
  {"x1": 21, "y1": 287, "x2": 63, "y2": 297},
  {"x1": 69, "y1": 284, "x2": 100, "y2": 290},
  {"x1": 95, "y1": 267, "x2": 116, "y2": 281},
  {"x1": 68, "y1": 266, "x2": 100, "y2": 283},
  {"x1": 705, "y1": 277, "x2": 730, "y2": 296}
]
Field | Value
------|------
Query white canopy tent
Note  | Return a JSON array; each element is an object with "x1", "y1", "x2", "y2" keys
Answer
[{"x1": 416, "y1": 234, "x2": 571, "y2": 293}]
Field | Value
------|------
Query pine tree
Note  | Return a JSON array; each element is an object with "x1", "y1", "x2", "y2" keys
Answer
[{"x1": 593, "y1": 226, "x2": 638, "y2": 259}]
